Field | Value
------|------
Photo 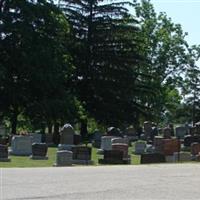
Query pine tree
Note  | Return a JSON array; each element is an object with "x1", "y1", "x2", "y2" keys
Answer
[{"x1": 58, "y1": 0, "x2": 150, "y2": 127}]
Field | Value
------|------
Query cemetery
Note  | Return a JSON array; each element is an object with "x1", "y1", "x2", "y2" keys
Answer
[{"x1": 1, "y1": 121, "x2": 200, "y2": 168}]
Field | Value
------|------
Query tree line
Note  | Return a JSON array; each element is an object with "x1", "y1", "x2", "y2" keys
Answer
[{"x1": 0, "y1": 0, "x2": 200, "y2": 137}]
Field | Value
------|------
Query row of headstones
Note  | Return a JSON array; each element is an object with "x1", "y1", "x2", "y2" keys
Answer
[
  {"x1": 0, "y1": 142, "x2": 48, "y2": 162},
  {"x1": 55, "y1": 146, "x2": 93, "y2": 166}
]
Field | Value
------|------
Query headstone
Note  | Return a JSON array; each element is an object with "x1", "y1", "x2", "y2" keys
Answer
[
  {"x1": 163, "y1": 139, "x2": 180, "y2": 156},
  {"x1": 112, "y1": 143, "x2": 129, "y2": 158},
  {"x1": 191, "y1": 143, "x2": 200, "y2": 155},
  {"x1": 134, "y1": 141, "x2": 146, "y2": 154},
  {"x1": 111, "y1": 138, "x2": 129, "y2": 145},
  {"x1": 60, "y1": 124, "x2": 74, "y2": 145},
  {"x1": 100, "y1": 136, "x2": 117, "y2": 151},
  {"x1": 72, "y1": 146, "x2": 93, "y2": 164},
  {"x1": 140, "y1": 153, "x2": 165, "y2": 164},
  {"x1": 10, "y1": 135, "x2": 32, "y2": 156},
  {"x1": 190, "y1": 127, "x2": 196, "y2": 136},
  {"x1": 107, "y1": 127, "x2": 122, "y2": 137},
  {"x1": 184, "y1": 135, "x2": 200, "y2": 147},
  {"x1": 58, "y1": 144, "x2": 75, "y2": 151},
  {"x1": 54, "y1": 150, "x2": 73, "y2": 166},
  {"x1": 92, "y1": 131, "x2": 103, "y2": 148},
  {"x1": 124, "y1": 127, "x2": 136, "y2": 136},
  {"x1": 99, "y1": 150, "x2": 126, "y2": 164},
  {"x1": 31, "y1": 143, "x2": 48, "y2": 160},
  {"x1": 30, "y1": 133, "x2": 42, "y2": 144},
  {"x1": 143, "y1": 121, "x2": 152, "y2": 139},
  {"x1": 163, "y1": 127, "x2": 171, "y2": 139},
  {"x1": 146, "y1": 144, "x2": 155, "y2": 153},
  {"x1": 175, "y1": 126, "x2": 187, "y2": 139},
  {"x1": 0, "y1": 145, "x2": 10, "y2": 162},
  {"x1": 173, "y1": 152, "x2": 191, "y2": 162},
  {"x1": 165, "y1": 155, "x2": 175, "y2": 163},
  {"x1": 154, "y1": 136, "x2": 164, "y2": 153}
]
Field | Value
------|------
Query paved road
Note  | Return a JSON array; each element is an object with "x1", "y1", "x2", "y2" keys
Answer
[{"x1": 1, "y1": 164, "x2": 200, "y2": 200}]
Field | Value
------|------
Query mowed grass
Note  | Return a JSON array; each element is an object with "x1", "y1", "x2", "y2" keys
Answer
[{"x1": 0, "y1": 144, "x2": 140, "y2": 168}]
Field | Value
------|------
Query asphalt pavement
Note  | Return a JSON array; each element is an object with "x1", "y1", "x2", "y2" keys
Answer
[{"x1": 1, "y1": 164, "x2": 200, "y2": 200}]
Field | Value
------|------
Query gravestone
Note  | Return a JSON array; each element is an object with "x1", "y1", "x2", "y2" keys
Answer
[
  {"x1": 58, "y1": 144, "x2": 75, "y2": 151},
  {"x1": 30, "y1": 133, "x2": 42, "y2": 144},
  {"x1": 54, "y1": 150, "x2": 73, "y2": 166},
  {"x1": 111, "y1": 138, "x2": 129, "y2": 145},
  {"x1": 165, "y1": 155, "x2": 175, "y2": 163},
  {"x1": 143, "y1": 121, "x2": 152, "y2": 139},
  {"x1": 173, "y1": 152, "x2": 191, "y2": 162},
  {"x1": 0, "y1": 145, "x2": 10, "y2": 162},
  {"x1": 100, "y1": 136, "x2": 118, "y2": 151},
  {"x1": 72, "y1": 146, "x2": 93, "y2": 164},
  {"x1": 184, "y1": 135, "x2": 200, "y2": 147},
  {"x1": 141, "y1": 153, "x2": 165, "y2": 164},
  {"x1": 163, "y1": 127, "x2": 171, "y2": 139},
  {"x1": 10, "y1": 135, "x2": 32, "y2": 156},
  {"x1": 163, "y1": 139, "x2": 180, "y2": 156},
  {"x1": 107, "y1": 127, "x2": 122, "y2": 137},
  {"x1": 134, "y1": 141, "x2": 146, "y2": 154},
  {"x1": 154, "y1": 136, "x2": 164, "y2": 153},
  {"x1": 112, "y1": 143, "x2": 129, "y2": 158},
  {"x1": 146, "y1": 144, "x2": 155, "y2": 153},
  {"x1": 191, "y1": 143, "x2": 200, "y2": 155},
  {"x1": 92, "y1": 131, "x2": 103, "y2": 148},
  {"x1": 124, "y1": 127, "x2": 136, "y2": 136},
  {"x1": 99, "y1": 150, "x2": 126, "y2": 164},
  {"x1": 60, "y1": 124, "x2": 74, "y2": 145},
  {"x1": 30, "y1": 143, "x2": 48, "y2": 160},
  {"x1": 175, "y1": 126, "x2": 187, "y2": 139}
]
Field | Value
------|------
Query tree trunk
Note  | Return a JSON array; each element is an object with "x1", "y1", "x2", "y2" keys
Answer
[
  {"x1": 80, "y1": 119, "x2": 88, "y2": 142},
  {"x1": 53, "y1": 122, "x2": 60, "y2": 145},
  {"x1": 11, "y1": 110, "x2": 18, "y2": 135}
]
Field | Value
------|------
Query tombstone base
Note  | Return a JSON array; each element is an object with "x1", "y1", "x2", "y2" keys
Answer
[
  {"x1": 30, "y1": 156, "x2": 48, "y2": 160},
  {"x1": 72, "y1": 160, "x2": 94, "y2": 165},
  {"x1": 9, "y1": 150, "x2": 32, "y2": 156},
  {"x1": 0, "y1": 158, "x2": 11, "y2": 162}
]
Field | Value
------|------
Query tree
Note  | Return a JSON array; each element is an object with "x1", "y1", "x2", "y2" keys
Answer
[
  {"x1": 0, "y1": 0, "x2": 74, "y2": 134},
  {"x1": 135, "y1": 0, "x2": 191, "y2": 123},
  {"x1": 58, "y1": 0, "x2": 153, "y2": 129},
  {"x1": 182, "y1": 45, "x2": 200, "y2": 124}
]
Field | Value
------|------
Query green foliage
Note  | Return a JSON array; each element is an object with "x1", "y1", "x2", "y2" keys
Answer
[{"x1": 0, "y1": 0, "x2": 75, "y2": 133}]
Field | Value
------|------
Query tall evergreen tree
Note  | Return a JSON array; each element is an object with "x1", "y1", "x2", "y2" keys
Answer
[
  {"x1": 58, "y1": 0, "x2": 151, "y2": 128},
  {"x1": 0, "y1": 0, "x2": 74, "y2": 134}
]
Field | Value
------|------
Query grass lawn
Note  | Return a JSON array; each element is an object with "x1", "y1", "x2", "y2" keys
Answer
[{"x1": 0, "y1": 144, "x2": 140, "y2": 168}]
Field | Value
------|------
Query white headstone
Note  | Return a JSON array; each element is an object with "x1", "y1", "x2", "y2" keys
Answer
[{"x1": 10, "y1": 135, "x2": 32, "y2": 156}]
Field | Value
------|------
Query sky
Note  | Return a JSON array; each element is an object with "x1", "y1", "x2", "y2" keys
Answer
[{"x1": 151, "y1": 0, "x2": 200, "y2": 47}]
